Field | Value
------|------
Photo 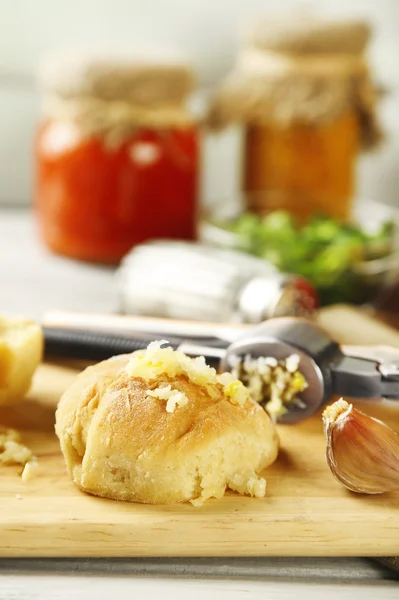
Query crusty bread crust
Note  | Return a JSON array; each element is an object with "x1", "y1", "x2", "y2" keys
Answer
[{"x1": 56, "y1": 354, "x2": 279, "y2": 505}]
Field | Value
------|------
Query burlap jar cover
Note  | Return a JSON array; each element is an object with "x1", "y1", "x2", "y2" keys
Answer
[
  {"x1": 39, "y1": 52, "x2": 196, "y2": 148},
  {"x1": 207, "y1": 17, "x2": 382, "y2": 149}
]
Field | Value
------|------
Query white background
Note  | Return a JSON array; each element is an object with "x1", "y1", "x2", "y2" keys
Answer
[{"x1": 1, "y1": 0, "x2": 398, "y2": 208}]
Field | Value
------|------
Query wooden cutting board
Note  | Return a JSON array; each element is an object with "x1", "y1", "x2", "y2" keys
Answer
[{"x1": 0, "y1": 305, "x2": 398, "y2": 558}]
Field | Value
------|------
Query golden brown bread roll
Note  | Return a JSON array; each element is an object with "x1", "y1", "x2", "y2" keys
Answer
[
  {"x1": 0, "y1": 316, "x2": 43, "y2": 405},
  {"x1": 55, "y1": 342, "x2": 279, "y2": 505}
]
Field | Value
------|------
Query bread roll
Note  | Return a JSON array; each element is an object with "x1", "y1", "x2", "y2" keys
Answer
[
  {"x1": 0, "y1": 316, "x2": 43, "y2": 405},
  {"x1": 56, "y1": 342, "x2": 279, "y2": 505}
]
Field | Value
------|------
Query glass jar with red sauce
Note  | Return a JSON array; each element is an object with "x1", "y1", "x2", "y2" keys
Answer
[{"x1": 35, "y1": 54, "x2": 199, "y2": 263}]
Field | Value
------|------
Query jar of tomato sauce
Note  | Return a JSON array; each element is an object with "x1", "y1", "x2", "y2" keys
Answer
[{"x1": 35, "y1": 54, "x2": 199, "y2": 263}]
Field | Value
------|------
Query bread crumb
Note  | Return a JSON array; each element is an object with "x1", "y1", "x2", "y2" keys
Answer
[
  {"x1": 190, "y1": 496, "x2": 204, "y2": 507},
  {"x1": 21, "y1": 459, "x2": 39, "y2": 482},
  {"x1": 0, "y1": 428, "x2": 38, "y2": 479},
  {"x1": 0, "y1": 428, "x2": 34, "y2": 467},
  {"x1": 15, "y1": 494, "x2": 23, "y2": 500}
]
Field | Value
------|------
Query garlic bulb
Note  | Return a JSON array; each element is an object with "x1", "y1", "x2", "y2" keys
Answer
[{"x1": 322, "y1": 398, "x2": 399, "y2": 494}]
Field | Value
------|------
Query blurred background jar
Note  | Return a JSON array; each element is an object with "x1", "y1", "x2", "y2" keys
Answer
[
  {"x1": 35, "y1": 52, "x2": 199, "y2": 263},
  {"x1": 207, "y1": 17, "x2": 382, "y2": 223}
]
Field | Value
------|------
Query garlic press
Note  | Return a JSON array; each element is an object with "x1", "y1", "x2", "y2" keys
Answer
[
  {"x1": 43, "y1": 313, "x2": 399, "y2": 424},
  {"x1": 215, "y1": 317, "x2": 399, "y2": 423}
]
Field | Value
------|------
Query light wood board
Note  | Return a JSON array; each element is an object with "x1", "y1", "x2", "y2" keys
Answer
[{"x1": 0, "y1": 306, "x2": 399, "y2": 558}]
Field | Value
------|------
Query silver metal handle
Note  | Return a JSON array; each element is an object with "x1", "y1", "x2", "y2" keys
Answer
[
  {"x1": 342, "y1": 344, "x2": 399, "y2": 363},
  {"x1": 177, "y1": 342, "x2": 226, "y2": 361},
  {"x1": 337, "y1": 345, "x2": 399, "y2": 400},
  {"x1": 42, "y1": 311, "x2": 245, "y2": 344}
]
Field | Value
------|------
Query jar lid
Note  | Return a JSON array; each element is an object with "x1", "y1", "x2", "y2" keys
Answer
[
  {"x1": 39, "y1": 51, "x2": 195, "y2": 106},
  {"x1": 245, "y1": 17, "x2": 371, "y2": 55}
]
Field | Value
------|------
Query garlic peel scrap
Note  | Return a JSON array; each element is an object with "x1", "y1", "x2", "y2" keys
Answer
[{"x1": 322, "y1": 399, "x2": 399, "y2": 495}]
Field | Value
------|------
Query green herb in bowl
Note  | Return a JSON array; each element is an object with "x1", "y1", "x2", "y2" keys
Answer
[{"x1": 216, "y1": 211, "x2": 396, "y2": 306}]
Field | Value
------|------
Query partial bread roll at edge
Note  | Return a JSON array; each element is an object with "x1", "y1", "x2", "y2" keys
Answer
[
  {"x1": 0, "y1": 317, "x2": 43, "y2": 405},
  {"x1": 55, "y1": 345, "x2": 279, "y2": 505}
]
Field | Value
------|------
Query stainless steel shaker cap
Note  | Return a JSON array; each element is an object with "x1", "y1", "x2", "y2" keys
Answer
[{"x1": 238, "y1": 274, "x2": 318, "y2": 323}]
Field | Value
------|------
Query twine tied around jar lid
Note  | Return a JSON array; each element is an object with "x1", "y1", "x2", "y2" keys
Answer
[
  {"x1": 207, "y1": 17, "x2": 382, "y2": 149},
  {"x1": 38, "y1": 51, "x2": 196, "y2": 148}
]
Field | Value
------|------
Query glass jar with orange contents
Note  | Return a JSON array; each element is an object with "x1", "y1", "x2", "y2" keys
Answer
[
  {"x1": 35, "y1": 54, "x2": 199, "y2": 263},
  {"x1": 208, "y1": 17, "x2": 381, "y2": 223}
]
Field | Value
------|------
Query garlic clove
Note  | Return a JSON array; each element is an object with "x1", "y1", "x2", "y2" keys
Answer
[{"x1": 322, "y1": 398, "x2": 399, "y2": 494}]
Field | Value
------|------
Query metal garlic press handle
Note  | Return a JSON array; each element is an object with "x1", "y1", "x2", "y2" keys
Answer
[{"x1": 338, "y1": 345, "x2": 399, "y2": 400}]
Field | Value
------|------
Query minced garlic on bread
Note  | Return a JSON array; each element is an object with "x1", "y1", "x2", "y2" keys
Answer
[
  {"x1": 0, "y1": 316, "x2": 43, "y2": 405},
  {"x1": 55, "y1": 341, "x2": 279, "y2": 505}
]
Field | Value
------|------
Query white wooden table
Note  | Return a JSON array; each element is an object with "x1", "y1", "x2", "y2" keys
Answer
[{"x1": 0, "y1": 210, "x2": 398, "y2": 598}]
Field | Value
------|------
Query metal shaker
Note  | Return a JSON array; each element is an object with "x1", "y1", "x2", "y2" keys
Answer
[{"x1": 116, "y1": 241, "x2": 318, "y2": 323}]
